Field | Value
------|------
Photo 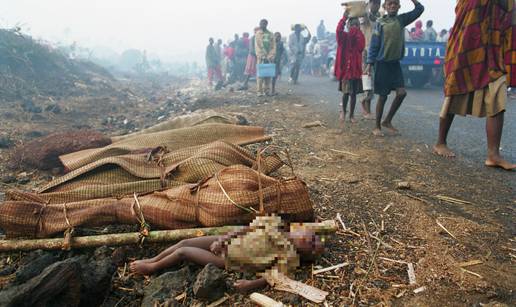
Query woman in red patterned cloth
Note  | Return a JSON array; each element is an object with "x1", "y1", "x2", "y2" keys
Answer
[{"x1": 335, "y1": 9, "x2": 366, "y2": 125}]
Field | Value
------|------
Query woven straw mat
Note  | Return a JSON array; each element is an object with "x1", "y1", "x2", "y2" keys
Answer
[
  {"x1": 26, "y1": 141, "x2": 283, "y2": 203},
  {"x1": 111, "y1": 110, "x2": 246, "y2": 142},
  {"x1": 60, "y1": 124, "x2": 271, "y2": 171}
]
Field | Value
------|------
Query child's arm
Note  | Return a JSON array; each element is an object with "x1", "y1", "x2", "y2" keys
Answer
[
  {"x1": 399, "y1": 0, "x2": 425, "y2": 27},
  {"x1": 336, "y1": 14, "x2": 348, "y2": 45},
  {"x1": 234, "y1": 278, "x2": 268, "y2": 293},
  {"x1": 366, "y1": 22, "x2": 381, "y2": 72}
]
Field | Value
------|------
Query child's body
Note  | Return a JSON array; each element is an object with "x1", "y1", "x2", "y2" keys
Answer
[{"x1": 130, "y1": 215, "x2": 324, "y2": 292}]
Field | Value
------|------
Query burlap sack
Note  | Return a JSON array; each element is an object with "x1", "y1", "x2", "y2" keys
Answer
[
  {"x1": 111, "y1": 110, "x2": 247, "y2": 142},
  {"x1": 30, "y1": 141, "x2": 283, "y2": 204},
  {"x1": 60, "y1": 124, "x2": 271, "y2": 171}
]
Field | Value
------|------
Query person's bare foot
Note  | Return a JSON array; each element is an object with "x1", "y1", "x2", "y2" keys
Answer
[
  {"x1": 381, "y1": 122, "x2": 400, "y2": 135},
  {"x1": 350, "y1": 117, "x2": 358, "y2": 124},
  {"x1": 363, "y1": 113, "x2": 375, "y2": 120},
  {"x1": 372, "y1": 128, "x2": 384, "y2": 137},
  {"x1": 433, "y1": 144, "x2": 456, "y2": 158},
  {"x1": 485, "y1": 156, "x2": 516, "y2": 171},
  {"x1": 130, "y1": 261, "x2": 157, "y2": 275}
]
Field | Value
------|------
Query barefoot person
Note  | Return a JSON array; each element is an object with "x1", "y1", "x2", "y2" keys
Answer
[
  {"x1": 335, "y1": 11, "x2": 366, "y2": 125},
  {"x1": 130, "y1": 215, "x2": 324, "y2": 292},
  {"x1": 360, "y1": 0, "x2": 381, "y2": 119},
  {"x1": 365, "y1": 0, "x2": 424, "y2": 136},
  {"x1": 434, "y1": 0, "x2": 515, "y2": 171}
]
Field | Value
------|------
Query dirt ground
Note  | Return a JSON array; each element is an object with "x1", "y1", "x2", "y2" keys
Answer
[{"x1": 0, "y1": 79, "x2": 514, "y2": 307}]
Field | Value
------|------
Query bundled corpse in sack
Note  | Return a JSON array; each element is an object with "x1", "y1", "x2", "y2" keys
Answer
[
  {"x1": 25, "y1": 141, "x2": 284, "y2": 204},
  {"x1": 0, "y1": 165, "x2": 314, "y2": 238}
]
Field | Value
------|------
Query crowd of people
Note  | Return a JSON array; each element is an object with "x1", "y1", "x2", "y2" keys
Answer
[
  {"x1": 205, "y1": 19, "x2": 344, "y2": 94},
  {"x1": 205, "y1": 0, "x2": 515, "y2": 170},
  {"x1": 406, "y1": 19, "x2": 450, "y2": 42}
]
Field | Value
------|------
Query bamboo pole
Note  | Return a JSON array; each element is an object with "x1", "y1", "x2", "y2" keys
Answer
[
  {"x1": 0, "y1": 220, "x2": 337, "y2": 252},
  {"x1": 0, "y1": 225, "x2": 243, "y2": 252}
]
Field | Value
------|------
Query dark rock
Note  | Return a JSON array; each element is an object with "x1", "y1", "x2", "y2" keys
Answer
[
  {"x1": 45, "y1": 104, "x2": 62, "y2": 114},
  {"x1": 16, "y1": 177, "x2": 30, "y2": 185},
  {"x1": 141, "y1": 267, "x2": 191, "y2": 307},
  {"x1": 1, "y1": 176, "x2": 16, "y2": 184},
  {"x1": 0, "y1": 257, "x2": 82, "y2": 307},
  {"x1": 0, "y1": 136, "x2": 13, "y2": 149},
  {"x1": 0, "y1": 266, "x2": 16, "y2": 277},
  {"x1": 111, "y1": 247, "x2": 130, "y2": 267},
  {"x1": 14, "y1": 250, "x2": 60, "y2": 285},
  {"x1": 283, "y1": 293, "x2": 302, "y2": 305},
  {"x1": 193, "y1": 264, "x2": 226, "y2": 301},
  {"x1": 79, "y1": 256, "x2": 116, "y2": 307},
  {"x1": 236, "y1": 115, "x2": 249, "y2": 126},
  {"x1": 30, "y1": 114, "x2": 46, "y2": 121},
  {"x1": 21, "y1": 100, "x2": 42, "y2": 113},
  {"x1": 93, "y1": 246, "x2": 112, "y2": 260}
]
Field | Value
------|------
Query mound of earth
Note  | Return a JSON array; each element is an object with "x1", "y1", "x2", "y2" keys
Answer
[{"x1": 0, "y1": 28, "x2": 115, "y2": 101}]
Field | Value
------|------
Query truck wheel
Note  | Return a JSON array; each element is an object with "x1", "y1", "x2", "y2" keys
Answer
[{"x1": 410, "y1": 73, "x2": 430, "y2": 88}]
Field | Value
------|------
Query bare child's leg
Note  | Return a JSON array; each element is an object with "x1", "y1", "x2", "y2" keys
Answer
[
  {"x1": 382, "y1": 88, "x2": 406, "y2": 134},
  {"x1": 361, "y1": 92, "x2": 374, "y2": 119},
  {"x1": 133, "y1": 236, "x2": 221, "y2": 265},
  {"x1": 341, "y1": 93, "x2": 350, "y2": 124},
  {"x1": 349, "y1": 94, "x2": 357, "y2": 123},
  {"x1": 373, "y1": 95, "x2": 388, "y2": 136},
  {"x1": 131, "y1": 246, "x2": 225, "y2": 276},
  {"x1": 434, "y1": 113, "x2": 456, "y2": 158}
]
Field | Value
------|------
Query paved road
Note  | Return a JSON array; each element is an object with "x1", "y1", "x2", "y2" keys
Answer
[{"x1": 286, "y1": 75, "x2": 516, "y2": 164}]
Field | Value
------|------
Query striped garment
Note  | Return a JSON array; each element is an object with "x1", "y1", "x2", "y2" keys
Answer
[{"x1": 444, "y1": 0, "x2": 514, "y2": 96}]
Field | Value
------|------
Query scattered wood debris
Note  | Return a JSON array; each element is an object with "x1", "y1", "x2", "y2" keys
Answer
[
  {"x1": 436, "y1": 195, "x2": 473, "y2": 206},
  {"x1": 303, "y1": 121, "x2": 324, "y2": 128},
  {"x1": 436, "y1": 219, "x2": 458, "y2": 240},
  {"x1": 407, "y1": 263, "x2": 417, "y2": 285},
  {"x1": 250, "y1": 293, "x2": 285, "y2": 307},
  {"x1": 330, "y1": 148, "x2": 360, "y2": 157},
  {"x1": 312, "y1": 262, "x2": 350, "y2": 275},
  {"x1": 458, "y1": 260, "x2": 483, "y2": 268}
]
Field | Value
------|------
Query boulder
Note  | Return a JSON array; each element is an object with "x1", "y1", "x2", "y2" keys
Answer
[
  {"x1": 193, "y1": 264, "x2": 227, "y2": 301},
  {"x1": 141, "y1": 266, "x2": 191, "y2": 307}
]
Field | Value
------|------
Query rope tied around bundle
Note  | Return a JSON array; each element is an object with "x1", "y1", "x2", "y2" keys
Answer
[
  {"x1": 132, "y1": 193, "x2": 150, "y2": 246},
  {"x1": 62, "y1": 203, "x2": 74, "y2": 251}
]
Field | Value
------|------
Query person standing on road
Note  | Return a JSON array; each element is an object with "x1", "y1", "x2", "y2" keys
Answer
[
  {"x1": 433, "y1": 0, "x2": 515, "y2": 171},
  {"x1": 288, "y1": 24, "x2": 312, "y2": 84},
  {"x1": 255, "y1": 19, "x2": 276, "y2": 96},
  {"x1": 317, "y1": 20, "x2": 327, "y2": 39},
  {"x1": 360, "y1": 0, "x2": 381, "y2": 119},
  {"x1": 336, "y1": 11, "x2": 366, "y2": 125},
  {"x1": 272, "y1": 32, "x2": 288, "y2": 96},
  {"x1": 205, "y1": 38, "x2": 222, "y2": 87},
  {"x1": 240, "y1": 27, "x2": 260, "y2": 91},
  {"x1": 365, "y1": 0, "x2": 424, "y2": 136}
]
